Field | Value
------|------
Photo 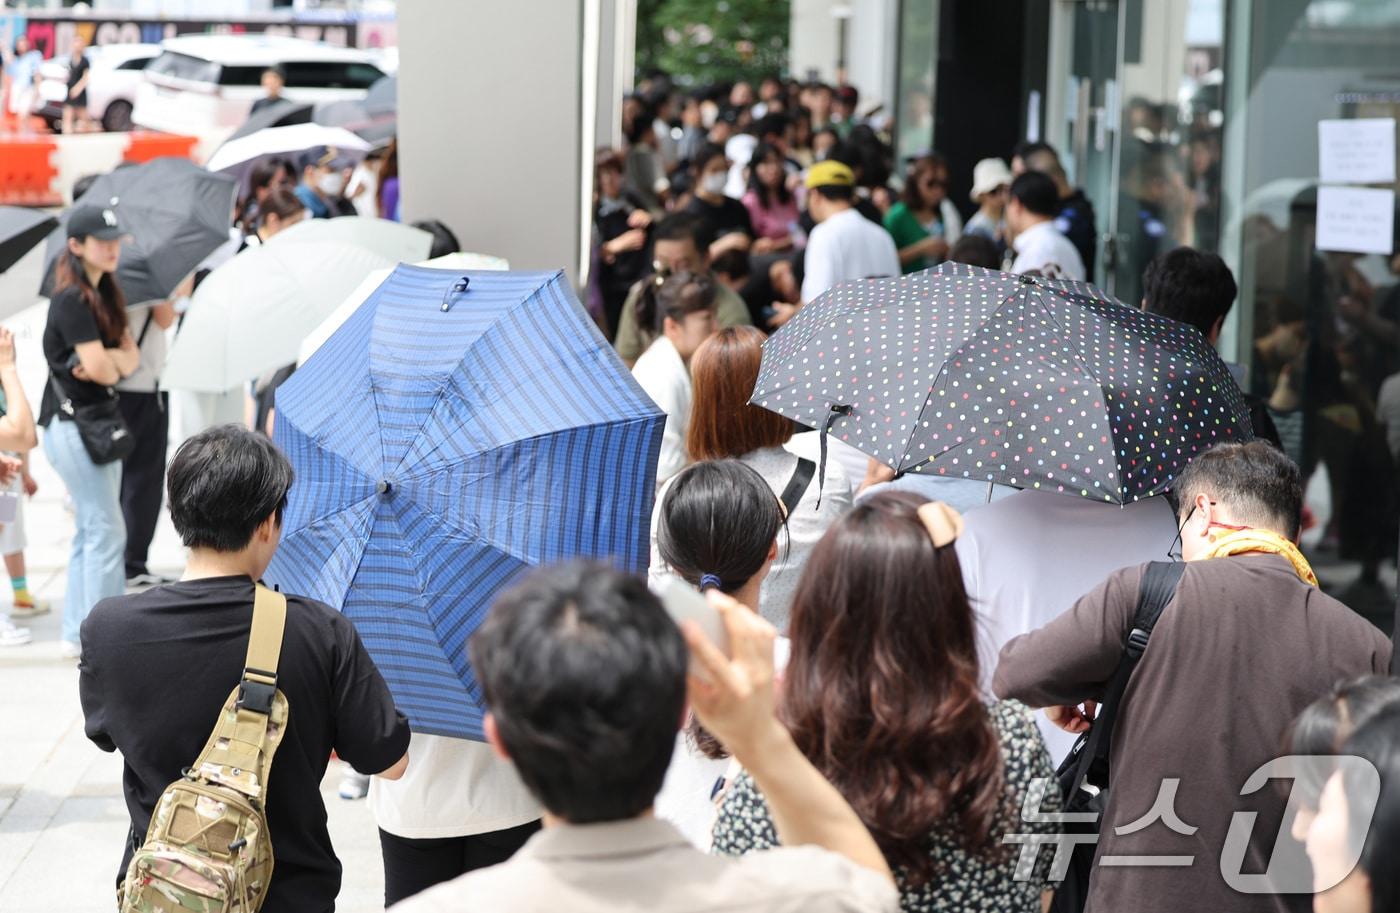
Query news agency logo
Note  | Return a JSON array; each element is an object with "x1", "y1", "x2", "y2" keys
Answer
[{"x1": 1004, "y1": 755, "x2": 1380, "y2": 894}]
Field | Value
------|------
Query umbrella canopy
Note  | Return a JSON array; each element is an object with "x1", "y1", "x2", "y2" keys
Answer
[
  {"x1": 266, "y1": 266, "x2": 665, "y2": 740},
  {"x1": 752, "y1": 263, "x2": 1253, "y2": 504},
  {"x1": 273, "y1": 216, "x2": 432, "y2": 263},
  {"x1": 297, "y1": 251, "x2": 509, "y2": 365},
  {"x1": 225, "y1": 99, "x2": 315, "y2": 143},
  {"x1": 0, "y1": 207, "x2": 57, "y2": 274},
  {"x1": 204, "y1": 123, "x2": 371, "y2": 183},
  {"x1": 161, "y1": 239, "x2": 394, "y2": 391},
  {"x1": 38, "y1": 158, "x2": 237, "y2": 307},
  {"x1": 365, "y1": 75, "x2": 396, "y2": 116}
]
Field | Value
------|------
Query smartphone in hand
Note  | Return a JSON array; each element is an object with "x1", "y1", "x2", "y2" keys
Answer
[{"x1": 653, "y1": 574, "x2": 730, "y2": 659}]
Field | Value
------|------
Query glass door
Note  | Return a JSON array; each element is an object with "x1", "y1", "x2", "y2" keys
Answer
[{"x1": 1056, "y1": 0, "x2": 1123, "y2": 290}]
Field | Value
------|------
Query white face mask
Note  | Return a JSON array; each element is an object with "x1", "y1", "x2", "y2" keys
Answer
[
  {"x1": 701, "y1": 172, "x2": 727, "y2": 195},
  {"x1": 318, "y1": 171, "x2": 345, "y2": 196}
]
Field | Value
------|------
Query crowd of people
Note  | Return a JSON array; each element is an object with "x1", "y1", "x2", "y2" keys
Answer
[{"x1": 0, "y1": 66, "x2": 1397, "y2": 913}]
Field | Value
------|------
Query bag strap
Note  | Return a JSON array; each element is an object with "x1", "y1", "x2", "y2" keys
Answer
[
  {"x1": 135, "y1": 311, "x2": 154, "y2": 348},
  {"x1": 188, "y1": 585, "x2": 289, "y2": 800},
  {"x1": 1066, "y1": 560, "x2": 1186, "y2": 796},
  {"x1": 779, "y1": 458, "x2": 816, "y2": 517}
]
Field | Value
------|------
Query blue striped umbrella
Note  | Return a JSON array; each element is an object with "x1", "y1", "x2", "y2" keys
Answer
[{"x1": 266, "y1": 265, "x2": 665, "y2": 740}]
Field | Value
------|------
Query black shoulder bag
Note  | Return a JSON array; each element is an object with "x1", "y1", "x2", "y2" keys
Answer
[
  {"x1": 50, "y1": 368, "x2": 134, "y2": 465},
  {"x1": 1049, "y1": 560, "x2": 1187, "y2": 913}
]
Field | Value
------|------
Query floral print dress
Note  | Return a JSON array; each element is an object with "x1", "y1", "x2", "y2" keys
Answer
[{"x1": 712, "y1": 700, "x2": 1062, "y2": 912}]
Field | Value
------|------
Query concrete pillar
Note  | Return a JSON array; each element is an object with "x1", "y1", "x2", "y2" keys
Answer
[
  {"x1": 789, "y1": 0, "x2": 840, "y2": 84},
  {"x1": 399, "y1": 0, "x2": 623, "y2": 286}
]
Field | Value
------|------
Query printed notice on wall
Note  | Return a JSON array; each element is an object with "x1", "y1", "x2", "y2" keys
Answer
[
  {"x1": 1316, "y1": 186, "x2": 1395, "y2": 255},
  {"x1": 1318, "y1": 118, "x2": 1396, "y2": 184}
]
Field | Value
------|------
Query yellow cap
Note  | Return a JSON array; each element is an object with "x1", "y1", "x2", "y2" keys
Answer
[{"x1": 805, "y1": 160, "x2": 855, "y2": 189}]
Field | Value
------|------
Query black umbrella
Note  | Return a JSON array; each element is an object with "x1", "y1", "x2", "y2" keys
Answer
[
  {"x1": 225, "y1": 99, "x2": 314, "y2": 143},
  {"x1": 751, "y1": 262, "x2": 1253, "y2": 504},
  {"x1": 0, "y1": 207, "x2": 57, "y2": 274},
  {"x1": 40, "y1": 157, "x2": 238, "y2": 307}
]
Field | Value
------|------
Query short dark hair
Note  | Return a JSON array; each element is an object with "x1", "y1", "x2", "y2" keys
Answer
[
  {"x1": 948, "y1": 234, "x2": 1001, "y2": 269},
  {"x1": 1339, "y1": 704, "x2": 1400, "y2": 913},
  {"x1": 264, "y1": 64, "x2": 286, "y2": 80},
  {"x1": 653, "y1": 211, "x2": 711, "y2": 252},
  {"x1": 1012, "y1": 140, "x2": 1058, "y2": 164},
  {"x1": 692, "y1": 142, "x2": 727, "y2": 175},
  {"x1": 1289, "y1": 676, "x2": 1400, "y2": 809},
  {"x1": 754, "y1": 113, "x2": 789, "y2": 142},
  {"x1": 810, "y1": 183, "x2": 854, "y2": 204},
  {"x1": 709, "y1": 248, "x2": 750, "y2": 282},
  {"x1": 167, "y1": 425, "x2": 294, "y2": 552},
  {"x1": 1141, "y1": 247, "x2": 1238, "y2": 338},
  {"x1": 1174, "y1": 441, "x2": 1303, "y2": 539},
  {"x1": 1009, "y1": 171, "x2": 1059, "y2": 217},
  {"x1": 469, "y1": 562, "x2": 687, "y2": 823},
  {"x1": 410, "y1": 218, "x2": 461, "y2": 259}
]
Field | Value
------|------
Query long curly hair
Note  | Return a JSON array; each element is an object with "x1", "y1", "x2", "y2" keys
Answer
[{"x1": 781, "y1": 491, "x2": 1006, "y2": 885}]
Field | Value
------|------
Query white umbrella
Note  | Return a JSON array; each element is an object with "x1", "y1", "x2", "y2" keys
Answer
[
  {"x1": 162, "y1": 240, "x2": 395, "y2": 392},
  {"x1": 273, "y1": 216, "x2": 433, "y2": 264},
  {"x1": 205, "y1": 123, "x2": 372, "y2": 181},
  {"x1": 297, "y1": 251, "x2": 510, "y2": 365}
]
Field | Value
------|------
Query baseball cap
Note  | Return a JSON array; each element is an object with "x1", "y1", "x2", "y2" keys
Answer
[
  {"x1": 804, "y1": 160, "x2": 855, "y2": 190},
  {"x1": 298, "y1": 145, "x2": 353, "y2": 172},
  {"x1": 67, "y1": 204, "x2": 125, "y2": 241},
  {"x1": 969, "y1": 157, "x2": 1014, "y2": 202}
]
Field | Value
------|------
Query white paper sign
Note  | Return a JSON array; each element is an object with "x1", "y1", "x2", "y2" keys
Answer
[
  {"x1": 1318, "y1": 118, "x2": 1396, "y2": 184},
  {"x1": 1316, "y1": 186, "x2": 1395, "y2": 255}
]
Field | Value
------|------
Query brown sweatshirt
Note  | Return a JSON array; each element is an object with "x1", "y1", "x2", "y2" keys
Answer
[{"x1": 993, "y1": 554, "x2": 1391, "y2": 913}]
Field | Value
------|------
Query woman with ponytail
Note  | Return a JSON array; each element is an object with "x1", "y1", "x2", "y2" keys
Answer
[
  {"x1": 41, "y1": 205, "x2": 140, "y2": 657},
  {"x1": 713, "y1": 492, "x2": 1061, "y2": 912}
]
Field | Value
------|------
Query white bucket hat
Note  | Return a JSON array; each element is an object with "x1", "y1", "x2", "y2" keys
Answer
[{"x1": 970, "y1": 157, "x2": 1013, "y2": 202}]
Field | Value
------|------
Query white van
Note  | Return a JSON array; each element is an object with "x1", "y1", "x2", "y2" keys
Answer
[{"x1": 132, "y1": 34, "x2": 386, "y2": 135}]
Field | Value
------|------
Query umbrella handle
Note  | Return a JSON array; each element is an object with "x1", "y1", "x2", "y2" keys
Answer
[
  {"x1": 816, "y1": 403, "x2": 852, "y2": 511},
  {"x1": 441, "y1": 276, "x2": 470, "y2": 312}
]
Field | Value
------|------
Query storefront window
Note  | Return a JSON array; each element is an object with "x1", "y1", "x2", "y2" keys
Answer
[
  {"x1": 894, "y1": 0, "x2": 939, "y2": 164},
  {"x1": 1227, "y1": 0, "x2": 1400, "y2": 631}
]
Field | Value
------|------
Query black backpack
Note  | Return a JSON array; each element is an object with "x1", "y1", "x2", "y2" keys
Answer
[{"x1": 1049, "y1": 560, "x2": 1187, "y2": 913}]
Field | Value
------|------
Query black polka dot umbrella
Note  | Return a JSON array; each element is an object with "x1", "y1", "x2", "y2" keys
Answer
[{"x1": 750, "y1": 262, "x2": 1253, "y2": 504}]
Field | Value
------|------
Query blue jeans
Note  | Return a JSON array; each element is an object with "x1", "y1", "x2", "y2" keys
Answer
[{"x1": 44, "y1": 418, "x2": 126, "y2": 645}]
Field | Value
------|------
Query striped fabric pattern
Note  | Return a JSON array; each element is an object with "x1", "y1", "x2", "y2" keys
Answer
[{"x1": 267, "y1": 265, "x2": 665, "y2": 740}]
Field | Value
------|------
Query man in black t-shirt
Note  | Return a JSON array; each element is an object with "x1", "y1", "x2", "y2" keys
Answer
[{"x1": 79, "y1": 425, "x2": 411, "y2": 913}]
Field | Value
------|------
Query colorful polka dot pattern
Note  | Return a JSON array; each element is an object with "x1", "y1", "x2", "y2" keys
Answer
[{"x1": 752, "y1": 262, "x2": 1253, "y2": 504}]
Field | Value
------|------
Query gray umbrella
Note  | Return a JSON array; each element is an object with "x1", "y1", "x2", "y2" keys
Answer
[
  {"x1": 0, "y1": 207, "x2": 57, "y2": 274},
  {"x1": 40, "y1": 157, "x2": 237, "y2": 307},
  {"x1": 314, "y1": 97, "x2": 396, "y2": 144},
  {"x1": 365, "y1": 75, "x2": 396, "y2": 116},
  {"x1": 225, "y1": 98, "x2": 315, "y2": 143}
]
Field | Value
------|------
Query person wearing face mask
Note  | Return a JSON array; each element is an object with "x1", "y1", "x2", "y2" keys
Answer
[
  {"x1": 294, "y1": 146, "x2": 351, "y2": 219},
  {"x1": 684, "y1": 143, "x2": 754, "y2": 261}
]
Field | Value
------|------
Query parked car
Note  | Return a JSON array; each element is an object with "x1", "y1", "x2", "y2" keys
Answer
[
  {"x1": 132, "y1": 34, "x2": 386, "y2": 135},
  {"x1": 36, "y1": 43, "x2": 160, "y2": 132}
]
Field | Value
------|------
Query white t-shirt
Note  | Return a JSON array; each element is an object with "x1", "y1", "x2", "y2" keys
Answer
[
  {"x1": 954, "y1": 489, "x2": 1175, "y2": 761},
  {"x1": 369, "y1": 734, "x2": 542, "y2": 839},
  {"x1": 801, "y1": 208, "x2": 900, "y2": 303},
  {"x1": 1009, "y1": 219, "x2": 1086, "y2": 281},
  {"x1": 632, "y1": 335, "x2": 692, "y2": 487}
]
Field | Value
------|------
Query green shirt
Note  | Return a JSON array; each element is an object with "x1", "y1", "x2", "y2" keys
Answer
[{"x1": 883, "y1": 201, "x2": 943, "y2": 274}]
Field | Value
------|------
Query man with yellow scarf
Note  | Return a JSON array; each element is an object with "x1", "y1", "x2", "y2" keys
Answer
[{"x1": 992, "y1": 441, "x2": 1390, "y2": 913}]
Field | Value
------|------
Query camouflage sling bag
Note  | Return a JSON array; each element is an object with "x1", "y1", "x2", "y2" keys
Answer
[{"x1": 119, "y1": 585, "x2": 290, "y2": 913}]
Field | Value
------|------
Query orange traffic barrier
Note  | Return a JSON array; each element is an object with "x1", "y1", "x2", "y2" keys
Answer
[
  {"x1": 0, "y1": 138, "x2": 60, "y2": 206},
  {"x1": 123, "y1": 132, "x2": 198, "y2": 164}
]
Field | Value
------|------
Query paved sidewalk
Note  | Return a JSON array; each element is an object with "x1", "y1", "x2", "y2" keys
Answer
[{"x1": 0, "y1": 246, "x2": 387, "y2": 912}]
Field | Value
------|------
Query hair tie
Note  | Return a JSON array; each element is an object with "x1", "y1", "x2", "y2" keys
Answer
[
  {"x1": 698, "y1": 574, "x2": 723, "y2": 591},
  {"x1": 917, "y1": 501, "x2": 964, "y2": 548}
]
